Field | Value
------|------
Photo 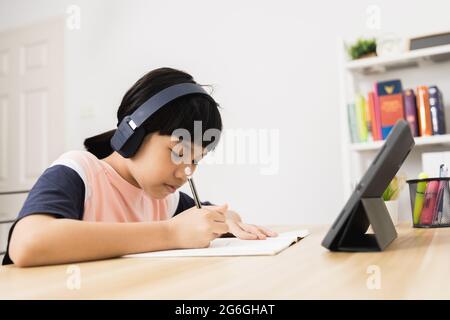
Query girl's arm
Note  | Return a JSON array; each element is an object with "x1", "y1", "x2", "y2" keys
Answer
[
  {"x1": 9, "y1": 205, "x2": 229, "y2": 267},
  {"x1": 9, "y1": 214, "x2": 173, "y2": 267}
]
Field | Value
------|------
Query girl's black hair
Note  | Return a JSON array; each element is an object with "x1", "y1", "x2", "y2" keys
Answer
[{"x1": 84, "y1": 67, "x2": 222, "y2": 159}]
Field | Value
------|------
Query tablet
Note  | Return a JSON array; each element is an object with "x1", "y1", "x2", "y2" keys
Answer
[{"x1": 322, "y1": 120, "x2": 415, "y2": 251}]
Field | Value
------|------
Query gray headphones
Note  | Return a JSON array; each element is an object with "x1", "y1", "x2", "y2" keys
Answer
[{"x1": 110, "y1": 83, "x2": 211, "y2": 158}]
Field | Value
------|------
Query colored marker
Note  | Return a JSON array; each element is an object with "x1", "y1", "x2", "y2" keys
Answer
[
  {"x1": 420, "y1": 180, "x2": 440, "y2": 225},
  {"x1": 413, "y1": 172, "x2": 428, "y2": 225}
]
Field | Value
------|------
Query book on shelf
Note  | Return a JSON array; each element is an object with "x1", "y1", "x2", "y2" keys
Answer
[
  {"x1": 375, "y1": 79, "x2": 405, "y2": 139},
  {"x1": 347, "y1": 80, "x2": 447, "y2": 145},
  {"x1": 355, "y1": 94, "x2": 369, "y2": 142},
  {"x1": 404, "y1": 89, "x2": 419, "y2": 137},
  {"x1": 367, "y1": 91, "x2": 381, "y2": 140},
  {"x1": 364, "y1": 93, "x2": 374, "y2": 142},
  {"x1": 347, "y1": 102, "x2": 359, "y2": 143},
  {"x1": 429, "y1": 85, "x2": 446, "y2": 135},
  {"x1": 416, "y1": 86, "x2": 433, "y2": 136}
]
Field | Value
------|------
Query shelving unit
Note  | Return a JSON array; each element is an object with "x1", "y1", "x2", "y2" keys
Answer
[
  {"x1": 338, "y1": 38, "x2": 450, "y2": 222},
  {"x1": 345, "y1": 44, "x2": 450, "y2": 74},
  {"x1": 350, "y1": 133, "x2": 450, "y2": 152}
]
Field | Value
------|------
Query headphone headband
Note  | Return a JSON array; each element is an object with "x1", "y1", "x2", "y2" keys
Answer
[{"x1": 110, "y1": 82, "x2": 211, "y2": 158}]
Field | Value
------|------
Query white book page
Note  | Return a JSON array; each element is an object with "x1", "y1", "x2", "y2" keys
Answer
[{"x1": 123, "y1": 229, "x2": 309, "y2": 258}]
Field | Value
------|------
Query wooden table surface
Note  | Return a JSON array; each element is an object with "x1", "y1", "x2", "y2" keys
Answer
[{"x1": 1, "y1": 224, "x2": 449, "y2": 299}]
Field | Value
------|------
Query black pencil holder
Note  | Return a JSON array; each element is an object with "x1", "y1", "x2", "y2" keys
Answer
[{"x1": 407, "y1": 177, "x2": 450, "y2": 228}]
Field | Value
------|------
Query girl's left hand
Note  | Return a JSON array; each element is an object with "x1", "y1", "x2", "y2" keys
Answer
[{"x1": 225, "y1": 218, "x2": 278, "y2": 240}]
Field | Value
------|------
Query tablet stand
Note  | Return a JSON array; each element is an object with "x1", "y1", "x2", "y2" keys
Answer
[{"x1": 335, "y1": 197, "x2": 397, "y2": 252}]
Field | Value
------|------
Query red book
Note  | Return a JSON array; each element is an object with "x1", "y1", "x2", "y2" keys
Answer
[
  {"x1": 367, "y1": 92, "x2": 379, "y2": 140},
  {"x1": 371, "y1": 86, "x2": 383, "y2": 140}
]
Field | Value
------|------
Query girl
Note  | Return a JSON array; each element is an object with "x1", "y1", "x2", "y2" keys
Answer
[{"x1": 3, "y1": 67, "x2": 277, "y2": 267}]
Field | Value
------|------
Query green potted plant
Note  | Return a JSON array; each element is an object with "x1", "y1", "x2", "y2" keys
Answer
[
  {"x1": 383, "y1": 173, "x2": 407, "y2": 226},
  {"x1": 347, "y1": 38, "x2": 377, "y2": 60}
]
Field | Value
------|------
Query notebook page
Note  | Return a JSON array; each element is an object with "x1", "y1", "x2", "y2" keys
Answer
[{"x1": 123, "y1": 229, "x2": 309, "y2": 258}]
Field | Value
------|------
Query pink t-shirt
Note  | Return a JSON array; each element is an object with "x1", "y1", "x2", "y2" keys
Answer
[{"x1": 50, "y1": 150, "x2": 179, "y2": 222}]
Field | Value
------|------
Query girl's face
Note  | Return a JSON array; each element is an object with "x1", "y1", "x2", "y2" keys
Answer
[{"x1": 127, "y1": 133, "x2": 205, "y2": 199}]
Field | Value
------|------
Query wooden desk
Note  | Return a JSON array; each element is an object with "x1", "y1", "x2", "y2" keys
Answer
[{"x1": 1, "y1": 224, "x2": 449, "y2": 299}]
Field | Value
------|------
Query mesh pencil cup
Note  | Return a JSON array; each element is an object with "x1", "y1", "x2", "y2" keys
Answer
[{"x1": 407, "y1": 177, "x2": 450, "y2": 228}]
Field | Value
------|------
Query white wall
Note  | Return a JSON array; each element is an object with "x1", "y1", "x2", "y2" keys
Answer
[{"x1": 1, "y1": 0, "x2": 450, "y2": 225}]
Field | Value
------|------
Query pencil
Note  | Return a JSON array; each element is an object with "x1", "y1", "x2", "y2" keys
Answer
[{"x1": 188, "y1": 176, "x2": 202, "y2": 209}]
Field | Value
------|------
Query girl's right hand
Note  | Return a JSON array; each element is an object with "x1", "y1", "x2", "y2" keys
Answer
[{"x1": 168, "y1": 204, "x2": 229, "y2": 249}]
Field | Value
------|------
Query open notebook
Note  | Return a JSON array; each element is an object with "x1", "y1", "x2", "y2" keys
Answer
[{"x1": 123, "y1": 229, "x2": 309, "y2": 258}]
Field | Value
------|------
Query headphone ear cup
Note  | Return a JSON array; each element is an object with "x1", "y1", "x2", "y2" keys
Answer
[{"x1": 118, "y1": 126, "x2": 146, "y2": 158}]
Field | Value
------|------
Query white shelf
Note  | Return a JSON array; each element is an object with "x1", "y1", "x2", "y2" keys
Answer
[
  {"x1": 345, "y1": 44, "x2": 450, "y2": 74},
  {"x1": 350, "y1": 134, "x2": 450, "y2": 152}
]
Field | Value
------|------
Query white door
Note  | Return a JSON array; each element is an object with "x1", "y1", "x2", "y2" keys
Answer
[{"x1": 0, "y1": 18, "x2": 65, "y2": 254}]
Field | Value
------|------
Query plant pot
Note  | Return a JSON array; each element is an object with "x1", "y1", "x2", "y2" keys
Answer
[{"x1": 356, "y1": 52, "x2": 377, "y2": 60}]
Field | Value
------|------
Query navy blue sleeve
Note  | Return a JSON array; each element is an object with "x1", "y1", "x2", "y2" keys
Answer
[
  {"x1": 2, "y1": 165, "x2": 85, "y2": 265},
  {"x1": 173, "y1": 192, "x2": 213, "y2": 216}
]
